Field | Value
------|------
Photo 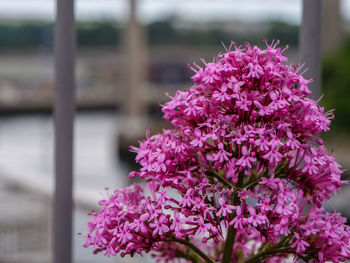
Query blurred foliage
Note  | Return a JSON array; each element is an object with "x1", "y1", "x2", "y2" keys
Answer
[
  {"x1": 322, "y1": 38, "x2": 350, "y2": 132},
  {"x1": 148, "y1": 21, "x2": 232, "y2": 45},
  {"x1": 0, "y1": 22, "x2": 53, "y2": 49},
  {"x1": 0, "y1": 21, "x2": 121, "y2": 50},
  {"x1": 0, "y1": 20, "x2": 298, "y2": 50},
  {"x1": 77, "y1": 21, "x2": 120, "y2": 47},
  {"x1": 148, "y1": 20, "x2": 298, "y2": 47},
  {"x1": 148, "y1": 21, "x2": 178, "y2": 44},
  {"x1": 266, "y1": 21, "x2": 298, "y2": 47}
]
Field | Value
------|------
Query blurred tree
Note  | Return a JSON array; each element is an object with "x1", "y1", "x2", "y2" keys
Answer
[
  {"x1": 0, "y1": 22, "x2": 121, "y2": 50},
  {"x1": 77, "y1": 22, "x2": 120, "y2": 47},
  {"x1": 0, "y1": 20, "x2": 299, "y2": 50},
  {"x1": 0, "y1": 23, "x2": 53, "y2": 50},
  {"x1": 267, "y1": 21, "x2": 298, "y2": 47},
  {"x1": 148, "y1": 20, "x2": 177, "y2": 44}
]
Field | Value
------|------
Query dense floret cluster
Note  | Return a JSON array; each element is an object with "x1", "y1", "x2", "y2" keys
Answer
[{"x1": 83, "y1": 41, "x2": 350, "y2": 263}]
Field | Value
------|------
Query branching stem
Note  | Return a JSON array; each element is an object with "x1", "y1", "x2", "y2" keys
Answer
[
  {"x1": 206, "y1": 170, "x2": 234, "y2": 189},
  {"x1": 244, "y1": 247, "x2": 291, "y2": 263},
  {"x1": 166, "y1": 238, "x2": 215, "y2": 263}
]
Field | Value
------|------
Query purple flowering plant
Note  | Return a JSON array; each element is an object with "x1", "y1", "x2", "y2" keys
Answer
[{"x1": 83, "y1": 41, "x2": 350, "y2": 263}]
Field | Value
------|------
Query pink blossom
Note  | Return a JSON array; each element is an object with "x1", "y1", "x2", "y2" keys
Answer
[
  {"x1": 212, "y1": 143, "x2": 232, "y2": 163},
  {"x1": 150, "y1": 214, "x2": 170, "y2": 236},
  {"x1": 247, "y1": 206, "x2": 268, "y2": 227},
  {"x1": 236, "y1": 93, "x2": 252, "y2": 111},
  {"x1": 83, "y1": 41, "x2": 350, "y2": 263},
  {"x1": 217, "y1": 197, "x2": 235, "y2": 218},
  {"x1": 236, "y1": 146, "x2": 256, "y2": 168},
  {"x1": 290, "y1": 233, "x2": 309, "y2": 254},
  {"x1": 116, "y1": 222, "x2": 133, "y2": 244},
  {"x1": 229, "y1": 206, "x2": 246, "y2": 230}
]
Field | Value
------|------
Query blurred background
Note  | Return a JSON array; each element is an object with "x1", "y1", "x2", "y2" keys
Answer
[{"x1": 0, "y1": 0, "x2": 349, "y2": 262}]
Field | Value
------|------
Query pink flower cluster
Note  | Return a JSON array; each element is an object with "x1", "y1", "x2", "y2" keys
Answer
[{"x1": 83, "y1": 41, "x2": 350, "y2": 263}]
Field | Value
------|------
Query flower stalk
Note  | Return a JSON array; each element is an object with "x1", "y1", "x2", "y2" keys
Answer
[
  {"x1": 168, "y1": 238, "x2": 215, "y2": 263},
  {"x1": 221, "y1": 172, "x2": 244, "y2": 263}
]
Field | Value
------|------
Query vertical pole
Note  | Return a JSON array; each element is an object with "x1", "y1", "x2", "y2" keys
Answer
[
  {"x1": 322, "y1": 0, "x2": 342, "y2": 54},
  {"x1": 126, "y1": 0, "x2": 146, "y2": 119},
  {"x1": 118, "y1": 0, "x2": 148, "y2": 169},
  {"x1": 54, "y1": 0, "x2": 75, "y2": 262},
  {"x1": 299, "y1": 0, "x2": 323, "y2": 99}
]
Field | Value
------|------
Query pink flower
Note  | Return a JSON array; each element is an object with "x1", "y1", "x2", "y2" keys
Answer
[
  {"x1": 170, "y1": 211, "x2": 186, "y2": 235},
  {"x1": 247, "y1": 206, "x2": 268, "y2": 227},
  {"x1": 245, "y1": 61, "x2": 264, "y2": 78},
  {"x1": 84, "y1": 41, "x2": 349, "y2": 263},
  {"x1": 216, "y1": 197, "x2": 235, "y2": 218},
  {"x1": 229, "y1": 206, "x2": 246, "y2": 230},
  {"x1": 236, "y1": 146, "x2": 256, "y2": 168},
  {"x1": 255, "y1": 135, "x2": 270, "y2": 151},
  {"x1": 116, "y1": 222, "x2": 133, "y2": 244},
  {"x1": 212, "y1": 83, "x2": 231, "y2": 102},
  {"x1": 290, "y1": 233, "x2": 309, "y2": 254},
  {"x1": 190, "y1": 128, "x2": 207, "y2": 147},
  {"x1": 236, "y1": 93, "x2": 252, "y2": 111},
  {"x1": 195, "y1": 217, "x2": 213, "y2": 236},
  {"x1": 212, "y1": 143, "x2": 232, "y2": 163},
  {"x1": 263, "y1": 148, "x2": 283, "y2": 164},
  {"x1": 129, "y1": 213, "x2": 149, "y2": 234},
  {"x1": 150, "y1": 214, "x2": 170, "y2": 237}
]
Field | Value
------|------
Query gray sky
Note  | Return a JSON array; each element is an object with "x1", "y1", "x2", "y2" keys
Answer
[{"x1": 0, "y1": 0, "x2": 349, "y2": 24}]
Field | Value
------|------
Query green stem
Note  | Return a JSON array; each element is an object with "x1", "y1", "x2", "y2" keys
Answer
[
  {"x1": 206, "y1": 170, "x2": 234, "y2": 189},
  {"x1": 221, "y1": 227, "x2": 236, "y2": 263},
  {"x1": 244, "y1": 233, "x2": 293, "y2": 263},
  {"x1": 243, "y1": 167, "x2": 288, "y2": 191},
  {"x1": 167, "y1": 238, "x2": 215, "y2": 263},
  {"x1": 243, "y1": 177, "x2": 261, "y2": 190},
  {"x1": 244, "y1": 247, "x2": 291, "y2": 263},
  {"x1": 221, "y1": 172, "x2": 244, "y2": 263}
]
